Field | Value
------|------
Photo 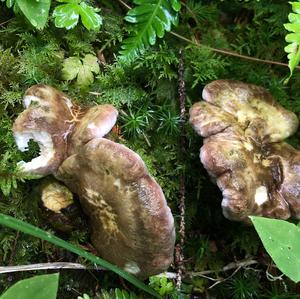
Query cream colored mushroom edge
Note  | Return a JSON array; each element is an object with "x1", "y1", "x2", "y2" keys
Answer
[{"x1": 13, "y1": 84, "x2": 175, "y2": 279}]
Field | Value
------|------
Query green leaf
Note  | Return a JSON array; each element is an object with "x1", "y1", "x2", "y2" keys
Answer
[
  {"x1": 0, "y1": 213, "x2": 161, "y2": 298},
  {"x1": 17, "y1": 0, "x2": 51, "y2": 29},
  {"x1": 62, "y1": 54, "x2": 99, "y2": 86},
  {"x1": 62, "y1": 56, "x2": 82, "y2": 80},
  {"x1": 77, "y1": 64, "x2": 94, "y2": 86},
  {"x1": 82, "y1": 54, "x2": 100, "y2": 73},
  {"x1": 119, "y1": 0, "x2": 181, "y2": 62},
  {"x1": 78, "y1": 2, "x2": 102, "y2": 30},
  {"x1": 1, "y1": 273, "x2": 59, "y2": 299},
  {"x1": 251, "y1": 216, "x2": 300, "y2": 283},
  {"x1": 52, "y1": 0, "x2": 102, "y2": 30},
  {"x1": 53, "y1": 3, "x2": 80, "y2": 30}
]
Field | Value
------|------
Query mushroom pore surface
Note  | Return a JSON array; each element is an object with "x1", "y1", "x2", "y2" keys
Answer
[
  {"x1": 189, "y1": 80, "x2": 300, "y2": 222},
  {"x1": 13, "y1": 85, "x2": 175, "y2": 278}
]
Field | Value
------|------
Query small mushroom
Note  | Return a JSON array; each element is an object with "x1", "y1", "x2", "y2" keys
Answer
[
  {"x1": 13, "y1": 85, "x2": 175, "y2": 278},
  {"x1": 190, "y1": 80, "x2": 300, "y2": 222},
  {"x1": 40, "y1": 180, "x2": 82, "y2": 233}
]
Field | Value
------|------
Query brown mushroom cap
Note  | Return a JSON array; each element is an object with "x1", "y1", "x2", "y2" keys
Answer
[
  {"x1": 13, "y1": 85, "x2": 74, "y2": 175},
  {"x1": 190, "y1": 80, "x2": 300, "y2": 222},
  {"x1": 55, "y1": 137, "x2": 175, "y2": 278}
]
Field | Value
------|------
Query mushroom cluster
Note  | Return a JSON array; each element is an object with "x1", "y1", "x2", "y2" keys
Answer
[
  {"x1": 13, "y1": 85, "x2": 175, "y2": 278},
  {"x1": 190, "y1": 80, "x2": 300, "y2": 222}
]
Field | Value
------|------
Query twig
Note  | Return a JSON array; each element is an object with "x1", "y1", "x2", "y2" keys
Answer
[
  {"x1": 189, "y1": 259, "x2": 258, "y2": 277},
  {"x1": 0, "y1": 262, "x2": 104, "y2": 274},
  {"x1": 157, "y1": 258, "x2": 258, "y2": 280},
  {"x1": 116, "y1": 0, "x2": 131, "y2": 10},
  {"x1": 208, "y1": 266, "x2": 241, "y2": 290},
  {"x1": 175, "y1": 48, "x2": 186, "y2": 291},
  {"x1": 115, "y1": 0, "x2": 298, "y2": 70},
  {"x1": 0, "y1": 19, "x2": 12, "y2": 27},
  {"x1": 169, "y1": 31, "x2": 300, "y2": 70}
]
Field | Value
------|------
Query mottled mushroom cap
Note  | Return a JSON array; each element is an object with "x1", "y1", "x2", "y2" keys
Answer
[
  {"x1": 201, "y1": 80, "x2": 298, "y2": 142},
  {"x1": 13, "y1": 85, "x2": 74, "y2": 175},
  {"x1": 13, "y1": 85, "x2": 175, "y2": 278},
  {"x1": 190, "y1": 80, "x2": 300, "y2": 222},
  {"x1": 56, "y1": 137, "x2": 175, "y2": 278}
]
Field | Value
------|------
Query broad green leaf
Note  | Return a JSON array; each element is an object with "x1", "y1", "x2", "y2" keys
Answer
[
  {"x1": 1, "y1": 273, "x2": 59, "y2": 299},
  {"x1": 79, "y1": 2, "x2": 102, "y2": 30},
  {"x1": 82, "y1": 54, "x2": 100, "y2": 73},
  {"x1": 62, "y1": 57, "x2": 82, "y2": 80},
  {"x1": 251, "y1": 216, "x2": 300, "y2": 283},
  {"x1": 119, "y1": 0, "x2": 181, "y2": 62},
  {"x1": 53, "y1": 3, "x2": 80, "y2": 30},
  {"x1": 77, "y1": 64, "x2": 94, "y2": 86},
  {"x1": 17, "y1": 0, "x2": 50, "y2": 29},
  {"x1": 52, "y1": 0, "x2": 102, "y2": 31},
  {"x1": 0, "y1": 213, "x2": 161, "y2": 298}
]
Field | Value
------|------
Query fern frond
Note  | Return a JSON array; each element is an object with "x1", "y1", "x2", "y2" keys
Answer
[
  {"x1": 284, "y1": 1, "x2": 300, "y2": 82},
  {"x1": 119, "y1": 0, "x2": 181, "y2": 62}
]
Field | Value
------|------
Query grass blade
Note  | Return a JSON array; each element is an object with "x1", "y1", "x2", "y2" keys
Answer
[{"x1": 0, "y1": 213, "x2": 161, "y2": 298}]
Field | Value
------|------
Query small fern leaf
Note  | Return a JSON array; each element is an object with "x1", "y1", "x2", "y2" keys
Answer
[
  {"x1": 119, "y1": 0, "x2": 181, "y2": 62},
  {"x1": 284, "y1": 1, "x2": 300, "y2": 82}
]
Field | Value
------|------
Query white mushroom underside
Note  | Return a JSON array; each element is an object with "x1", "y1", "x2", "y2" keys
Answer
[{"x1": 14, "y1": 131, "x2": 55, "y2": 172}]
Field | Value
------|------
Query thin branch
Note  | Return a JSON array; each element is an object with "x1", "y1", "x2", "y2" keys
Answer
[
  {"x1": 157, "y1": 259, "x2": 259, "y2": 280},
  {"x1": 175, "y1": 48, "x2": 187, "y2": 291},
  {"x1": 116, "y1": 0, "x2": 131, "y2": 10},
  {"x1": 189, "y1": 259, "x2": 258, "y2": 277},
  {"x1": 0, "y1": 19, "x2": 12, "y2": 27},
  {"x1": 115, "y1": 0, "x2": 298, "y2": 70},
  {"x1": 0, "y1": 262, "x2": 103, "y2": 274},
  {"x1": 169, "y1": 31, "x2": 300, "y2": 70}
]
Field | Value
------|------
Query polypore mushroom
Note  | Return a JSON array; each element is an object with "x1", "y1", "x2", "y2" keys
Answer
[
  {"x1": 13, "y1": 85, "x2": 175, "y2": 278},
  {"x1": 190, "y1": 80, "x2": 300, "y2": 222}
]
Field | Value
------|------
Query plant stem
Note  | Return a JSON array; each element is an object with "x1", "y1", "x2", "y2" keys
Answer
[{"x1": 175, "y1": 48, "x2": 186, "y2": 291}]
